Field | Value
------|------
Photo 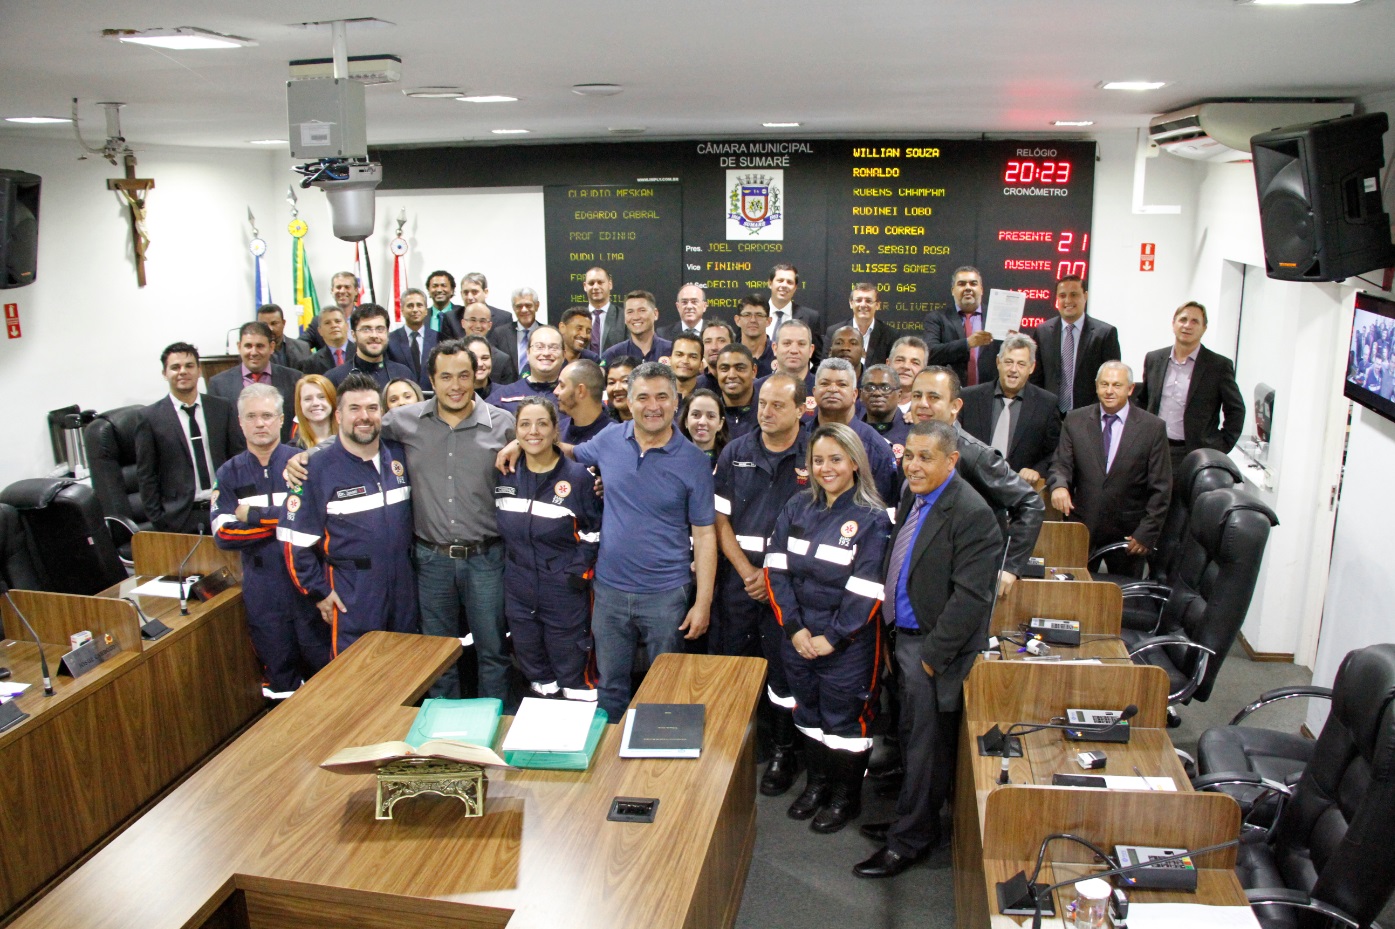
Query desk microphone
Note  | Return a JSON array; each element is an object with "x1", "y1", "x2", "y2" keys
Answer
[
  {"x1": 123, "y1": 597, "x2": 172, "y2": 641},
  {"x1": 3, "y1": 589, "x2": 54, "y2": 697},
  {"x1": 178, "y1": 526, "x2": 205, "y2": 616},
  {"x1": 998, "y1": 832, "x2": 1120, "y2": 914},
  {"x1": 983, "y1": 705, "x2": 1139, "y2": 784}
]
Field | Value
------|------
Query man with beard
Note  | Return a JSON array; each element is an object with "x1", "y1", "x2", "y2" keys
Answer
[
  {"x1": 326, "y1": 304, "x2": 415, "y2": 391},
  {"x1": 924, "y1": 266, "x2": 1001, "y2": 389}
]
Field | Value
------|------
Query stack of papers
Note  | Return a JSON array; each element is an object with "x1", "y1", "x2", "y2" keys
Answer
[{"x1": 501, "y1": 698, "x2": 608, "y2": 771}]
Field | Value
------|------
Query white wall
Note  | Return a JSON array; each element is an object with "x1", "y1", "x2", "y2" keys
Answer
[{"x1": 0, "y1": 136, "x2": 282, "y2": 487}]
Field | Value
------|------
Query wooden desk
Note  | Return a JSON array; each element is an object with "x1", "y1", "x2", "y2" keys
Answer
[
  {"x1": 952, "y1": 661, "x2": 1244, "y2": 929},
  {"x1": 1032, "y1": 522, "x2": 1090, "y2": 568},
  {"x1": 994, "y1": 579, "x2": 1120, "y2": 636},
  {"x1": 11, "y1": 635, "x2": 766, "y2": 929},
  {"x1": 0, "y1": 531, "x2": 262, "y2": 923}
]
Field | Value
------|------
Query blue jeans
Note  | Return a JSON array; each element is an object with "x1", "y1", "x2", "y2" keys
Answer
[
  {"x1": 591, "y1": 581, "x2": 691, "y2": 721},
  {"x1": 415, "y1": 542, "x2": 508, "y2": 700}
]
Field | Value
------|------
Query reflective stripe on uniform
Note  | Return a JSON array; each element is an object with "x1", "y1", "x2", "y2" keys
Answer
[
  {"x1": 845, "y1": 575, "x2": 886, "y2": 600},
  {"x1": 212, "y1": 514, "x2": 236, "y2": 532},
  {"x1": 714, "y1": 494, "x2": 732, "y2": 515},
  {"x1": 736, "y1": 534, "x2": 765, "y2": 553},
  {"x1": 531, "y1": 501, "x2": 574, "y2": 520},
  {"x1": 326, "y1": 494, "x2": 387, "y2": 516},
  {"x1": 787, "y1": 537, "x2": 810, "y2": 555},
  {"x1": 495, "y1": 497, "x2": 530, "y2": 512},
  {"x1": 578, "y1": 531, "x2": 600, "y2": 543},
  {"x1": 814, "y1": 543, "x2": 854, "y2": 566},
  {"x1": 768, "y1": 686, "x2": 798, "y2": 709},
  {"x1": 795, "y1": 723, "x2": 826, "y2": 743},
  {"x1": 277, "y1": 526, "x2": 320, "y2": 547},
  {"x1": 562, "y1": 687, "x2": 598, "y2": 702},
  {"x1": 823, "y1": 733, "x2": 874, "y2": 752},
  {"x1": 764, "y1": 551, "x2": 788, "y2": 571},
  {"x1": 384, "y1": 486, "x2": 411, "y2": 506}
]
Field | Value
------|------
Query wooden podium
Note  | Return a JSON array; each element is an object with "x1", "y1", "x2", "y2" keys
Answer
[{"x1": 10, "y1": 636, "x2": 767, "y2": 929}]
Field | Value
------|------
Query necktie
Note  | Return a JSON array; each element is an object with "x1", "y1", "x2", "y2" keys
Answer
[
  {"x1": 883, "y1": 496, "x2": 923, "y2": 628},
  {"x1": 773, "y1": 309, "x2": 785, "y2": 337},
  {"x1": 685, "y1": 328, "x2": 698, "y2": 340},
  {"x1": 333, "y1": 347, "x2": 345, "y2": 366},
  {"x1": 519, "y1": 327, "x2": 530, "y2": 362},
  {"x1": 410, "y1": 331, "x2": 421, "y2": 376},
  {"x1": 181, "y1": 404, "x2": 212, "y2": 491},
  {"x1": 1102, "y1": 413, "x2": 1119, "y2": 471},
  {"x1": 991, "y1": 396, "x2": 1015, "y2": 455},
  {"x1": 962, "y1": 311, "x2": 979, "y2": 386},
  {"x1": 590, "y1": 310, "x2": 603, "y2": 353},
  {"x1": 1060, "y1": 323, "x2": 1076, "y2": 413}
]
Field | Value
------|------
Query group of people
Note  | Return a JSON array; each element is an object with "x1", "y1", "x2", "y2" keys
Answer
[
  {"x1": 130, "y1": 259, "x2": 1246, "y2": 878},
  {"x1": 1348, "y1": 311, "x2": 1395, "y2": 398}
]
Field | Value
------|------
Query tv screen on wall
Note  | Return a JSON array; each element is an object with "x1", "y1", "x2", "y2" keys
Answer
[{"x1": 1345, "y1": 292, "x2": 1395, "y2": 422}]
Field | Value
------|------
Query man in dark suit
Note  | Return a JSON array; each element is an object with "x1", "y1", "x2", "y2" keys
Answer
[
  {"x1": 658, "y1": 283, "x2": 711, "y2": 341},
  {"x1": 300, "y1": 306, "x2": 353, "y2": 377},
  {"x1": 207, "y1": 322, "x2": 299, "y2": 441},
  {"x1": 387, "y1": 288, "x2": 439, "y2": 390},
  {"x1": 460, "y1": 272, "x2": 513, "y2": 330},
  {"x1": 768, "y1": 263, "x2": 823, "y2": 358},
  {"x1": 1134, "y1": 301, "x2": 1245, "y2": 473},
  {"x1": 136, "y1": 342, "x2": 245, "y2": 534},
  {"x1": 1049, "y1": 361, "x2": 1172, "y2": 576},
  {"x1": 1031, "y1": 275, "x2": 1122, "y2": 413},
  {"x1": 958, "y1": 333, "x2": 1060, "y2": 488},
  {"x1": 825, "y1": 282, "x2": 896, "y2": 367},
  {"x1": 854, "y1": 420, "x2": 1001, "y2": 878},
  {"x1": 257, "y1": 304, "x2": 311, "y2": 371},
  {"x1": 426, "y1": 270, "x2": 465, "y2": 340},
  {"x1": 584, "y1": 266, "x2": 628, "y2": 354},
  {"x1": 299, "y1": 270, "x2": 358, "y2": 353},
  {"x1": 925, "y1": 266, "x2": 1001, "y2": 389},
  {"x1": 488, "y1": 286, "x2": 541, "y2": 375}
]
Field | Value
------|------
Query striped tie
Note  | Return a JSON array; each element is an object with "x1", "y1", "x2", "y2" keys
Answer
[{"x1": 882, "y1": 496, "x2": 923, "y2": 628}]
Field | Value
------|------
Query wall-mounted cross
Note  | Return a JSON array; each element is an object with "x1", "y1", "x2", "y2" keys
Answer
[{"x1": 107, "y1": 155, "x2": 155, "y2": 287}]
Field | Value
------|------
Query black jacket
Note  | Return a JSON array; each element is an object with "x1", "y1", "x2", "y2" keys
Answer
[
  {"x1": 958, "y1": 381, "x2": 1061, "y2": 476},
  {"x1": 135, "y1": 394, "x2": 245, "y2": 533},
  {"x1": 1134, "y1": 344, "x2": 1245, "y2": 454}
]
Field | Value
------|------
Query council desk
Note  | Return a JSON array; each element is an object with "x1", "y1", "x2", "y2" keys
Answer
[{"x1": 10, "y1": 635, "x2": 767, "y2": 929}]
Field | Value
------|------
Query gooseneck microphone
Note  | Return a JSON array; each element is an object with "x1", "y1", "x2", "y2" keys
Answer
[
  {"x1": 998, "y1": 833, "x2": 1120, "y2": 914},
  {"x1": 123, "y1": 597, "x2": 172, "y2": 641},
  {"x1": 985, "y1": 705, "x2": 1140, "y2": 784},
  {"x1": 4, "y1": 589, "x2": 54, "y2": 697},
  {"x1": 178, "y1": 526, "x2": 206, "y2": 616}
]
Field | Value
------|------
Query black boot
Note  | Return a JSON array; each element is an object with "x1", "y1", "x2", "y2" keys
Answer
[
  {"x1": 787, "y1": 736, "x2": 830, "y2": 820},
  {"x1": 760, "y1": 707, "x2": 801, "y2": 796},
  {"x1": 811, "y1": 747, "x2": 870, "y2": 834}
]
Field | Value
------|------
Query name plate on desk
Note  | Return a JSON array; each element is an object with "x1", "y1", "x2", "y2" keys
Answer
[
  {"x1": 59, "y1": 640, "x2": 121, "y2": 678},
  {"x1": 0, "y1": 699, "x2": 28, "y2": 733}
]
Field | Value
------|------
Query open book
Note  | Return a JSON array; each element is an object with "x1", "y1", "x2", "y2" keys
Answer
[{"x1": 320, "y1": 739, "x2": 510, "y2": 775}]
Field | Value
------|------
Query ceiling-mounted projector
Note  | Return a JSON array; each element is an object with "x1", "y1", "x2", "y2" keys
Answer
[{"x1": 287, "y1": 77, "x2": 380, "y2": 241}]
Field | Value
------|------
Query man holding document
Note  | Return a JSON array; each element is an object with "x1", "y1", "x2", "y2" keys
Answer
[{"x1": 924, "y1": 267, "x2": 1024, "y2": 388}]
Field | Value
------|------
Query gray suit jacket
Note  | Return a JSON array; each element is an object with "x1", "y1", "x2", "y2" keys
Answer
[{"x1": 206, "y1": 363, "x2": 300, "y2": 442}]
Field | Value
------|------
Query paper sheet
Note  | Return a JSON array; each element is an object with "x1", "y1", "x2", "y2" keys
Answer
[
  {"x1": 984, "y1": 288, "x2": 1027, "y2": 335},
  {"x1": 130, "y1": 578, "x2": 190, "y2": 599},
  {"x1": 1127, "y1": 904, "x2": 1262, "y2": 929},
  {"x1": 0, "y1": 682, "x2": 30, "y2": 698},
  {"x1": 501, "y1": 697, "x2": 597, "y2": 753},
  {"x1": 1100, "y1": 775, "x2": 1176, "y2": 791}
]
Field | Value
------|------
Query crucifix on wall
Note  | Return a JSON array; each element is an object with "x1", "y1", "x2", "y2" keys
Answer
[{"x1": 107, "y1": 154, "x2": 155, "y2": 287}]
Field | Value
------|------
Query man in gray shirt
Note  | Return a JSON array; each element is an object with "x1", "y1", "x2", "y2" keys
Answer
[{"x1": 289, "y1": 340, "x2": 515, "y2": 699}]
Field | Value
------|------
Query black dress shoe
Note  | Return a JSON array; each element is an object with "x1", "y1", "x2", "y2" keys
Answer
[
  {"x1": 859, "y1": 821, "x2": 891, "y2": 842},
  {"x1": 760, "y1": 745, "x2": 800, "y2": 796},
  {"x1": 853, "y1": 846, "x2": 918, "y2": 878},
  {"x1": 874, "y1": 777, "x2": 904, "y2": 799},
  {"x1": 868, "y1": 761, "x2": 904, "y2": 779}
]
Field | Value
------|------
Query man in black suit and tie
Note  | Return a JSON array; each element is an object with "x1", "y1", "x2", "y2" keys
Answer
[
  {"x1": 958, "y1": 334, "x2": 1061, "y2": 488},
  {"x1": 257, "y1": 304, "x2": 311, "y2": 371},
  {"x1": 1049, "y1": 361, "x2": 1172, "y2": 576},
  {"x1": 854, "y1": 420, "x2": 1001, "y2": 878},
  {"x1": 207, "y1": 322, "x2": 299, "y2": 441},
  {"x1": 1134, "y1": 301, "x2": 1246, "y2": 473},
  {"x1": 924, "y1": 266, "x2": 1001, "y2": 389},
  {"x1": 460, "y1": 272, "x2": 513, "y2": 331},
  {"x1": 300, "y1": 306, "x2": 353, "y2": 376},
  {"x1": 488, "y1": 287, "x2": 542, "y2": 375},
  {"x1": 1031, "y1": 275, "x2": 1122, "y2": 413},
  {"x1": 826, "y1": 282, "x2": 896, "y2": 367},
  {"x1": 658, "y1": 283, "x2": 711, "y2": 341},
  {"x1": 768, "y1": 264, "x2": 824, "y2": 358},
  {"x1": 136, "y1": 342, "x2": 245, "y2": 534},
  {"x1": 387, "y1": 288, "x2": 438, "y2": 390},
  {"x1": 584, "y1": 266, "x2": 627, "y2": 354}
]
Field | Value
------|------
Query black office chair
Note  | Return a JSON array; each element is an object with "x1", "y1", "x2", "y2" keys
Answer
[
  {"x1": 0, "y1": 478, "x2": 128, "y2": 595},
  {"x1": 1195, "y1": 644, "x2": 1395, "y2": 929},
  {"x1": 1121, "y1": 486, "x2": 1278, "y2": 719},
  {"x1": 84, "y1": 405, "x2": 150, "y2": 566},
  {"x1": 0, "y1": 502, "x2": 45, "y2": 592}
]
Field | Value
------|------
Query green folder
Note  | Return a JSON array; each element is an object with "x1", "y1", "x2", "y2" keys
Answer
[
  {"x1": 503, "y1": 706, "x2": 609, "y2": 770},
  {"x1": 405, "y1": 697, "x2": 503, "y2": 749}
]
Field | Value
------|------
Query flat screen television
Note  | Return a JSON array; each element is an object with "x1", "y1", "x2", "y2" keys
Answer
[{"x1": 1344, "y1": 292, "x2": 1395, "y2": 422}]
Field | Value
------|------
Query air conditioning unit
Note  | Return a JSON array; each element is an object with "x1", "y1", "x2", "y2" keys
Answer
[
  {"x1": 288, "y1": 55, "x2": 401, "y2": 85},
  {"x1": 1149, "y1": 102, "x2": 1354, "y2": 163}
]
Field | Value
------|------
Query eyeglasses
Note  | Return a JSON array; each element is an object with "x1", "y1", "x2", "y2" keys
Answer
[
  {"x1": 356, "y1": 325, "x2": 388, "y2": 335},
  {"x1": 737, "y1": 313, "x2": 769, "y2": 321}
]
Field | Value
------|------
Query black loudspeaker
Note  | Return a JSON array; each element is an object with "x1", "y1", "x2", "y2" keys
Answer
[
  {"x1": 1251, "y1": 113, "x2": 1395, "y2": 282},
  {"x1": 0, "y1": 169, "x2": 40, "y2": 289}
]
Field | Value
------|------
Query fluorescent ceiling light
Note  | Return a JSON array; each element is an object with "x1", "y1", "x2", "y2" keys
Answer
[
  {"x1": 459, "y1": 95, "x2": 518, "y2": 103},
  {"x1": 608, "y1": 127, "x2": 647, "y2": 135},
  {"x1": 6, "y1": 116, "x2": 72, "y2": 124},
  {"x1": 1101, "y1": 80, "x2": 1167, "y2": 91},
  {"x1": 1052, "y1": 120, "x2": 1095, "y2": 127},
  {"x1": 1243, "y1": 0, "x2": 1361, "y2": 4},
  {"x1": 249, "y1": 139, "x2": 287, "y2": 145},
  {"x1": 763, "y1": 121, "x2": 801, "y2": 128},
  {"x1": 491, "y1": 128, "x2": 530, "y2": 134},
  {"x1": 405, "y1": 88, "x2": 465, "y2": 99},
  {"x1": 108, "y1": 27, "x2": 256, "y2": 49},
  {"x1": 572, "y1": 84, "x2": 622, "y2": 96}
]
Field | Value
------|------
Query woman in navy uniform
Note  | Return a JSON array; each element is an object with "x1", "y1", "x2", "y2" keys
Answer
[
  {"x1": 494, "y1": 397, "x2": 603, "y2": 701},
  {"x1": 765, "y1": 422, "x2": 890, "y2": 833}
]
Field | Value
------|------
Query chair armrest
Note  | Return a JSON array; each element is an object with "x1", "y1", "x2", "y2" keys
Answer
[
  {"x1": 1244, "y1": 889, "x2": 1360, "y2": 929},
  {"x1": 1129, "y1": 636, "x2": 1216, "y2": 704},
  {"x1": 104, "y1": 516, "x2": 138, "y2": 569},
  {"x1": 1088, "y1": 540, "x2": 1131, "y2": 562},
  {"x1": 1230, "y1": 686, "x2": 1335, "y2": 726},
  {"x1": 1119, "y1": 581, "x2": 1172, "y2": 596},
  {"x1": 1191, "y1": 771, "x2": 1292, "y2": 798}
]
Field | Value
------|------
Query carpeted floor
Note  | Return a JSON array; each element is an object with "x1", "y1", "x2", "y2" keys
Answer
[{"x1": 733, "y1": 644, "x2": 1350, "y2": 929}]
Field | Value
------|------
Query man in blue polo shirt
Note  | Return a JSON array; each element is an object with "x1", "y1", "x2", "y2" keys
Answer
[{"x1": 573, "y1": 361, "x2": 717, "y2": 720}]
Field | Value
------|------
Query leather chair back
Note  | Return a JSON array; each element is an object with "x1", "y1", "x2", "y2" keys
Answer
[
  {"x1": 1158, "y1": 486, "x2": 1278, "y2": 701},
  {"x1": 84, "y1": 405, "x2": 150, "y2": 528},
  {"x1": 1278, "y1": 644, "x2": 1395, "y2": 928},
  {"x1": 1153, "y1": 448, "x2": 1243, "y2": 582},
  {"x1": 0, "y1": 502, "x2": 45, "y2": 591},
  {"x1": 0, "y1": 479, "x2": 127, "y2": 595}
]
